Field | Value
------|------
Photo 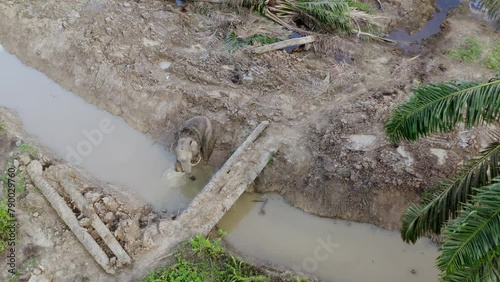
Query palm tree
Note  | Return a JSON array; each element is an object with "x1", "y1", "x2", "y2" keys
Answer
[{"x1": 384, "y1": 78, "x2": 500, "y2": 281}]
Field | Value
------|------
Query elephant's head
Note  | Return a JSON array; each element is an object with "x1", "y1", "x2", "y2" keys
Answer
[{"x1": 174, "y1": 137, "x2": 200, "y2": 181}]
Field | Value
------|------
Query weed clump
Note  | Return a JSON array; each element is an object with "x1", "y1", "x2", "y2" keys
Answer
[
  {"x1": 485, "y1": 43, "x2": 500, "y2": 70},
  {"x1": 144, "y1": 230, "x2": 306, "y2": 282},
  {"x1": 448, "y1": 38, "x2": 483, "y2": 63}
]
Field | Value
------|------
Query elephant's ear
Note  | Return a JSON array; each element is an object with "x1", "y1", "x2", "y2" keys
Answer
[{"x1": 202, "y1": 124, "x2": 215, "y2": 162}]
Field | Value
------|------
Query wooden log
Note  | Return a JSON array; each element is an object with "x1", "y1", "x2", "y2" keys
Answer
[
  {"x1": 60, "y1": 179, "x2": 132, "y2": 266},
  {"x1": 177, "y1": 121, "x2": 277, "y2": 226},
  {"x1": 215, "y1": 121, "x2": 269, "y2": 176},
  {"x1": 27, "y1": 161, "x2": 115, "y2": 274},
  {"x1": 178, "y1": 136, "x2": 281, "y2": 233},
  {"x1": 248, "y1": 36, "x2": 316, "y2": 54}
]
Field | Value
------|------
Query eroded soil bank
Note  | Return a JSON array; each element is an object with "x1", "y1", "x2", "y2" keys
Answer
[{"x1": 0, "y1": 0, "x2": 498, "y2": 232}]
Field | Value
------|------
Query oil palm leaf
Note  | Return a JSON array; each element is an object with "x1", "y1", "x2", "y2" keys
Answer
[
  {"x1": 385, "y1": 79, "x2": 500, "y2": 143},
  {"x1": 401, "y1": 141, "x2": 500, "y2": 243},
  {"x1": 478, "y1": 0, "x2": 500, "y2": 22},
  {"x1": 437, "y1": 183, "x2": 500, "y2": 281},
  {"x1": 440, "y1": 245, "x2": 500, "y2": 282}
]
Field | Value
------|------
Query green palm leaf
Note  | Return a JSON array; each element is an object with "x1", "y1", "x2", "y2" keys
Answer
[
  {"x1": 401, "y1": 142, "x2": 500, "y2": 243},
  {"x1": 385, "y1": 79, "x2": 500, "y2": 143},
  {"x1": 437, "y1": 183, "x2": 500, "y2": 280},
  {"x1": 478, "y1": 0, "x2": 500, "y2": 22},
  {"x1": 441, "y1": 244, "x2": 500, "y2": 282}
]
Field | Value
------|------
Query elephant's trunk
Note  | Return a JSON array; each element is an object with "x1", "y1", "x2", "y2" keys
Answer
[{"x1": 179, "y1": 159, "x2": 196, "y2": 181}]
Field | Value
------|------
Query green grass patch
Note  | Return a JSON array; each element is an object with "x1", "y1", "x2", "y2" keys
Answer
[
  {"x1": 0, "y1": 123, "x2": 4, "y2": 132},
  {"x1": 17, "y1": 143, "x2": 37, "y2": 157},
  {"x1": 0, "y1": 200, "x2": 12, "y2": 253},
  {"x1": 144, "y1": 230, "x2": 303, "y2": 282},
  {"x1": 448, "y1": 38, "x2": 483, "y2": 63},
  {"x1": 15, "y1": 174, "x2": 26, "y2": 194},
  {"x1": 485, "y1": 43, "x2": 500, "y2": 70}
]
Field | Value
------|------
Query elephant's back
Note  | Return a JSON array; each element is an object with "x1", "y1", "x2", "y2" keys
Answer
[{"x1": 183, "y1": 116, "x2": 211, "y2": 132}]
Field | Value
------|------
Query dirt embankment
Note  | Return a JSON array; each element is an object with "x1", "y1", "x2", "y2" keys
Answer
[{"x1": 0, "y1": 0, "x2": 498, "y2": 233}]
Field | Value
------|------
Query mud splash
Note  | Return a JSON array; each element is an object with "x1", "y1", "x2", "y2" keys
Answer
[
  {"x1": 387, "y1": 0, "x2": 461, "y2": 53},
  {"x1": 0, "y1": 45, "x2": 439, "y2": 281},
  {"x1": 218, "y1": 193, "x2": 439, "y2": 282}
]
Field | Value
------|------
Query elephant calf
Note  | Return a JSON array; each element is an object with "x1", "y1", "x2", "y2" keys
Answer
[{"x1": 174, "y1": 116, "x2": 215, "y2": 180}]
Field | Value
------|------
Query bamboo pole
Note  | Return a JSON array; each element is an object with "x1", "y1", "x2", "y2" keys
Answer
[
  {"x1": 60, "y1": 179, "x2": 132, "y2": 266},
  {"x1": 27, "y1": 161, "x2": 115, "y2": 274}
]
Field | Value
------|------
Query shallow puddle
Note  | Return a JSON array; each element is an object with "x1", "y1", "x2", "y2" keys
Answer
[
  {"x1": 0, "y1": 45, "x2": 439, "y2": 281},
  {"x1": 219, "y1": 193, "x2": 439, "y2": 282},
  {"x1": 0, "y1": 47, "x2": 214, "y2": 211},
  {"x1": 387, "y1": 0, "x2": 462, "y2": 53}
]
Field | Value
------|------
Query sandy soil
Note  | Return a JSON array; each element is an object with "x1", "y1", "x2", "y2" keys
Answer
[{"x1": 0, "y1": 0, "x2": 498, "y2": 280}]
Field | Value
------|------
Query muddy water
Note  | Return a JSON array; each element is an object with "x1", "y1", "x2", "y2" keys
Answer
[
  {"x1": 219, "y1": 193, "x2": 439, "y2": 282},
  {"x1": 387, "y1": 0, "x2": 461, "y2": 53},
  {"x1": 0, "y1": 45, "x2": 439, "y2": 281},
  {"x1": 0, "y1": 47, "x2": 214, "y2": 211}
]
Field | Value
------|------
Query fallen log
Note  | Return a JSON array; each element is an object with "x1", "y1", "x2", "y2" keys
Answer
[
  {"x1": 27, "y1": 161, "x2": 115, "y2": 274},
  {"x1": 60, "y1": 179, "x2": 132, "y2": 267},
  {"x1": 177, "y1": 121, "x2": 280, "y2": 231},
  {"x1": 248, "y1": 36, "x2": 316, "y2": 54},
  {"x1": 214, "y1": 121, "x2": 269, "y2": 177}
]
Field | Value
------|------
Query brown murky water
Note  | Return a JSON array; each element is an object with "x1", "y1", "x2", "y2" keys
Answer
[
  {"x1": 0, "y1": 45, "x2": 439, "y2": 281},
  {"x1": 219, "y1": 193, "x2": 439, "y2": 282},
  {"x1": 0, "y1": 46, "x2": 214, "y2": 212}
]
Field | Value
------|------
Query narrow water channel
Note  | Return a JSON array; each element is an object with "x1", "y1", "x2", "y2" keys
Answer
[
  {"x1": 387, "y1": 0, "x2": 462, "y2": 53},
  {"x1": 218, "y1": 193, "x2": 439, "y2": 282},
  {"x1": 0, "y1": 45, "x2": 439, "y2": 281},
  {"x1": 0, "y1": 47, "x2": 215, "y2": 212}
]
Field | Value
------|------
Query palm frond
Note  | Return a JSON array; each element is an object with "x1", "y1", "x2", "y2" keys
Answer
[
  {"x1": 227, "y1": 0, "x2": 384, "y2": 37},
  {"x1": 437, "y1": 183, "x2": 500, "y2": 279},
  {"x1": 478, "y1": 0, "x2": 500, "y2": 22},
  {"x1": 440, "y1": 244, "x2": 500, "y2": 282},
  {"x1": 385, "y1": 79, "x2": 500, "y2": 143},
  {"x1": 401, "y1": 142, "x2": 500, "y2": 243}
]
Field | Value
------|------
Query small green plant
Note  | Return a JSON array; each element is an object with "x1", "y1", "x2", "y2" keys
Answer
[
  {"x1": 448, "y1": 38, "x2": 483, "y2": 63},
  {"x1": 0, "y1": 123, "x2": 4, "y2": 132},
  {"x1": 0, "y1": 201, "x2": 11, "y2": 253},
  {"x1": 485, "y1": 43, "x2": 500, "y2": 70},
  {"x1": 189, "y1": 234, "x2": 224, "y2": 257},
  {"x1": 17, "y1": 143, "x2": 36, "y2": 157},
  {"x1": 0, "y1": 175, "x2": 8, "y2": 186},
  {"x1": 266, "y1": 152, "x2": 277, "y2": 168},
  {"x1": 217, "y1": 228, "x2": 228, "y2": 237},
  {"x1": 15, "y1": 175, "x2": 26, "y2": 194}
]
